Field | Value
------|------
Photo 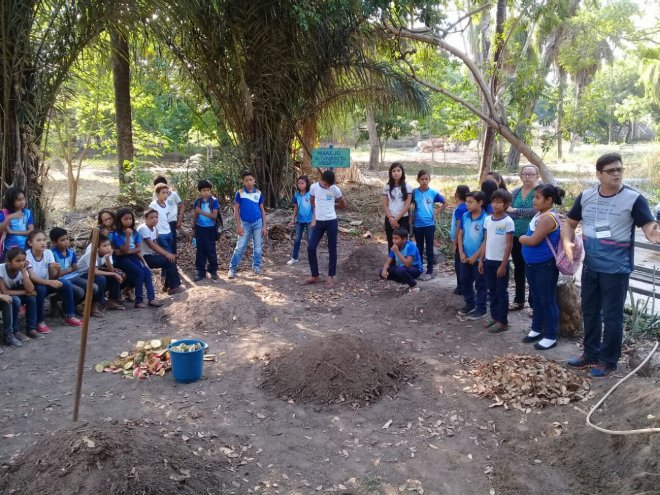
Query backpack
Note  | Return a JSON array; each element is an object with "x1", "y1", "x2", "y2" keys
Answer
[{"x1": 544, "y1": 213, "x2": 583, "y2": 276}]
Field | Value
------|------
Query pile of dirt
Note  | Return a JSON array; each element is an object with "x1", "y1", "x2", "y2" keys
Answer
[
  {"x1": 261, "y1": 333, "x2": 412, "y2": 405},
  {"x1": 464, "y1": 354, "x2": 591, "y2": 412},
  {"x1": 557, "y1": 278, "x2": 583, "y2": 338},
  {"x1": 0, "y1": 421, "x2": 228, "y2": 495},
  {"x1": 159, "y1": 286, "x2": 258, "y2": 331},
  {"x1": 339, "y1": 244, "x2": 386, "y2": 279}
]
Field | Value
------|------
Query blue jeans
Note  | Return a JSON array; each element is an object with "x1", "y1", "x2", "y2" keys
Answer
[
  {"x1": 12, "y1": 295, "x2": 37, "y2": 332},
  {"x1": 157, "y1": 232, "x2": 174, "y2": 254},
  {"x1": 460, "y1": 261, "x2": 487, "y2": 311},
  {"x1": 308, "y1": 219, "x2": 338, "y2": 277},
  {"x1": 113, "y1": 255, "x2": 155, "y2": 304},
  {"x1": 380, "y1": 265, "x2": 421, "y2": 287},
  {"x1": 526, "y1": 259, "x2": 559, "y2": 340},
  {"x1": 36, "y1": 280, "x2": 83, "y2": 321},
  {"x1": 484, "y1": 259, "x2": 510, "y2": 324},
  {"x1": 145, "y1": 254, "x2": 181, "y2": 289},
  {"x1": 414, "y1": 225, "x2": 435, "y2": 274},
  {"x1": 230, "y1": 219, "x2": 263, "y2": 270},
  {"x1": 195, "y1": 225, "x2": 218, "y2": 276},
  {"x1": 292, "y1": 222, "x2": 312, "y2": 260},
  {"x1": 81, "y1": 273, "x2": 120, "y2": 304},
  {"x1": 581, "y1": 267, "x2": 629, "y2": 368}
]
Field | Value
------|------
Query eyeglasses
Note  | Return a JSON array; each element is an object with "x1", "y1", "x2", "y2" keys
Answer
[
  {"x1": 520, "y1": 173, "x2": 537, "y2": 178},
  {"x1": 602, "y1": 167, "x2": 624, "y2": 175}
]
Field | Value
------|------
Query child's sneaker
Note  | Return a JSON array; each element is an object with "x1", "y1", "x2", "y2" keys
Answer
[
  {"x1": 457, "y1": 305, "x2": 476, "y2": 316},
  {"x1": 6, "y1": 335, "x2": 22, "y2": 347},
  {"x1": 286, "y1": 258, "x2": 299, "y2": 265},
  {"x1": 64, "y1": 316, "x2": 83, "y2": 327},
  {"x1": 14, "y1": 331, "x2": 29, "y2": 342},
  {"x1": 253, "y1": 267, "x2": 263, "y2": 275},
  {"x1": 419, "y1": 273, "x2": 434, "y2": 281},
  {"x1": 26, "y1": 329, "x2": 44, "y2": 339},
  {"x1": 406, "y1": 286, "x2": 420, "y2": 295},
  {"x1": 466, "y1": 308, "x2": 487, "y2": 320},
  {"x1": 210, "y1": 273, "x2": 219, "y2": 283},
  {"x1": 227, "y1": 269, "x2": 236, "y2": 279},
  {"x1": 36, "y1": 322, "x2": 52, "y2": 334},
  {"x1": 193, "y1": 273, "x2": 205, "y2": 282}
]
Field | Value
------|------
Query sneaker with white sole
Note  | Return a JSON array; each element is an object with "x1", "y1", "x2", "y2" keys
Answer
[
  {"x1": 457, "y1": 305, "x2": 476, "y2": 316},
  {"x1": 6, "y1": 335, "x2": 22, "y2": 347},
  {"x1": 253, "y1": 267, "x2": 263, "y2": 275},
  {"x1": 227, "y1": 269, "x2": 236, "y2": 279},
  {"x1": 286, "y1": 258, "x2": 299, "y2": 265},
  {"x1": 466, "y1": 309, "x2": 487, "y2": 320}
]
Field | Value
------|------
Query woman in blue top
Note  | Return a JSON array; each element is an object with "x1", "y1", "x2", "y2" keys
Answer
[
  {"x1": 287, "y1": 175, "x2": 313, "y2": 265},
  {"x1": 412, "y1": 170, "x2": 446, "y2": 280},
  {"x1": 519, "y1": 184, "x2": 565, "y2": 350}
]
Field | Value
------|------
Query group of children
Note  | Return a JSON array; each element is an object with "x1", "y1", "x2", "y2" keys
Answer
[
  {"x1": 378, "y1": 163, "x2": 566, "y2": 351},
  {"x1": 1, "y1": 162, "x2": 564, "y2": 353}
]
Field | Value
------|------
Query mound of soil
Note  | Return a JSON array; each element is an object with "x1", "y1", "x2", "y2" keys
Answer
[
  {"x1": 0, "y1": 421, "x2": 228, "y2": 495},
  {"x1": 261, "y1": 333, "x2": 412, "y2": 405},
  {"x1": 159, "y1": 286, "x2": 258, "y2": 331},
  {"x1": 339, "y1": 244, "x2": 386, "y2": 279}
]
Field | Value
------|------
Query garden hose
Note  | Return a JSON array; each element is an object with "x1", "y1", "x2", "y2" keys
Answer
[{"x1": 586, "y1": 340, "x2": 659, "y2": 435}]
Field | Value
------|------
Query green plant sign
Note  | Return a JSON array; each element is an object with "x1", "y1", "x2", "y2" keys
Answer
[{"x1": 311, "y1": 148, "x2": 351, "y2": 168}]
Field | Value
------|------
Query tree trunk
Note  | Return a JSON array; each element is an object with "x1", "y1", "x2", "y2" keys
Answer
[
  {"x1": 366, "y1": 106, "x2": 380, "y2": 171},
  {"x1": 556, "y1": 66, "x2": 566, "y2": 160},
  {"x1": 110, "y1": 29, "x2": 134, "y2": 184},
  {"x1": 569, "y1": 132, "x2": 578, "y2": 152},
  {"x1": 300, "y1": 117, "x2": 317, "y2": 175},
  {"x1": 479, "y1": 127, "x2": 496, "y2": 181}
]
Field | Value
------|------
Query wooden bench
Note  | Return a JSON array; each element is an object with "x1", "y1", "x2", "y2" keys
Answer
[{"x1": 631, "y1": 241, "x2": 659, "y2": 299}]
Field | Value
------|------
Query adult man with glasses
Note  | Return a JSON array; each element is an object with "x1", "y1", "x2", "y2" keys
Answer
[{"x1": 561, "y1": 152, "x2": 659, "y2": 377}]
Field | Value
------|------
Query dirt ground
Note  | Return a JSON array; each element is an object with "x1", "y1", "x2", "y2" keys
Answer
[{"x1": 1, "y1": 228, "x2": 658, "y2": 495}]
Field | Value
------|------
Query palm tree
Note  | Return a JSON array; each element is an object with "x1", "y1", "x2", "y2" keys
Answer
[
  {"x1": 152, "y1": 0, "x2": 427, "y2": 204},
  {"x1": 0, "y1": 0, "x2": 109, "y2": 224}
]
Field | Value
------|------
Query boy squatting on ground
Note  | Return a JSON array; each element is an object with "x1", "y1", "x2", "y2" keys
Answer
[{"x1": 379, "y1": 228, "x2": 423, "y2": 293}]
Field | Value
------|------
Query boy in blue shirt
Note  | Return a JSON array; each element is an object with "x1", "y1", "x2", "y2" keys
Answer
[
  {"x1": 49, "y1": 226, "x2": 87, "y2": 305},
  {"x1": 380, "y1": 228, "x2": 423, "y2": 293},
  {"x1": 412, "y1": 170, "x2": 446, "y2": 281},
  {"x1": 192, "y1": 180, "x2": 220, "y2": 282},
  {"x1": 228, "y1": 171, "x2": 267, "y2": 278},
  {"x1": 450, "y1": 185, "x2": 470, "y2": 295},
  {"x1": 457, "y1": 191, "x2": 487, "y2": 320}
]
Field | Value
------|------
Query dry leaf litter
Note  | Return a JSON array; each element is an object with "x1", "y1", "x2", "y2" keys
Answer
[{"x1": 462, "y1": 354, "x2": 591, "y2": 412}]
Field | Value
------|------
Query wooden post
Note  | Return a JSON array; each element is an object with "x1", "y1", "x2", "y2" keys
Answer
[{"x1": 72, "y1": 228, "x2": 99, "y2": 421}]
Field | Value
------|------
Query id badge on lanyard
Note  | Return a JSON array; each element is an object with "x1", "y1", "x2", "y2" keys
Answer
[{"x1": 595, "y1": 224, "x2": 612, "y2": 239}]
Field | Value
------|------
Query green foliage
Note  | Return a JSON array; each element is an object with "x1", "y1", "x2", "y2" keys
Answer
[
  {"x1": 170, "y1": 147, "x2": 249, "y2": 204},
  {"x1": 117, "y1": 159, "x2": 153, "y2": 209}
]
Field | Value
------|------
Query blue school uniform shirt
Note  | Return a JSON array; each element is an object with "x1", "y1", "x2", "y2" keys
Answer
[
  {"x1": 194, "y1": 197, "x2": 221, "y2": 228},
  {"x1": 292, "y1": 191, "x2": 313, "y2": 223},
  {"x1": 234, "y1": 188, "x2": 264, "y2": 223},
  {"x1": 389, "y1": 240, "x2": 424, "y2": 272},
  {"x1": 450, "y1": 203, "x2": 468, "y2": 241},
  {"x1": 51, "y1": 247, "x2": 79, "y2": 280},
  {"x1": 413, "y1": 188, "x2": 445, "y2": 227},
  {"x1": 0, "y1": 208, "x2": 34, "y2": 249},
  {"x1": 110, "y1": 230, "x2": 141, "y2": 251},
  {"x1": 460, "y1": 210, "x2": 487, "y2": 258}
]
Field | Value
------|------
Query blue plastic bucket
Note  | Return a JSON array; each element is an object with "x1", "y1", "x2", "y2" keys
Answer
[{"x1": 168, "y1": 339, "x2": 207, "y2": 383}]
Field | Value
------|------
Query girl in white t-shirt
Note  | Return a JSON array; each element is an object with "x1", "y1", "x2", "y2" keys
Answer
[
  {"x1": 382, "y1": 162, "x2": 412, "y2": 250},
  {"x1": 305, "y1": 170, "x2": 346, "y2": 289},
  {"x1": 26, "y1": 230, "x2": 83, "y2": 330}
]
